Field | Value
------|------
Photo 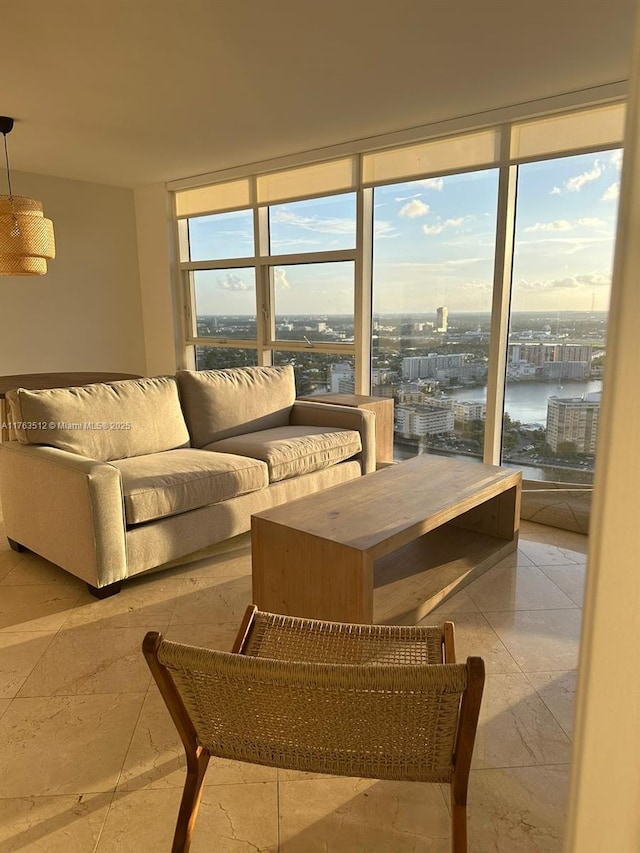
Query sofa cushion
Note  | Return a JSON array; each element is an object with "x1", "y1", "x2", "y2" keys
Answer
[
  {"x1": 6, "y1": 376, "x2": 190, "y2": 462},
  {"x1": 176, "y1": 366, "x2": 296, "y2": 448},
  {"x1": 205, "y1": 426, "x2": 362, "y2": 483},
  {"x1": 112, "y1": 449, "x2": 268, "y2": 525}
]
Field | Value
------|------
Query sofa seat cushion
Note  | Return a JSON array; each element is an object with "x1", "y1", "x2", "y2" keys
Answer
[
  {"x1": 112, "y1": 449, "x2": 268, "y2": 525},
  {"x1": 204, "y1": 426, "x2": 362, "y2": 484}
]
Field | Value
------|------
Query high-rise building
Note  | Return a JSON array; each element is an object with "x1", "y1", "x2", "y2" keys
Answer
[
  {"x1": 546, "y1": 394, "x2": 601, "y2": 453},
  {"x1": 436, "y1": 306, "x2": 448, "y2": 332}
]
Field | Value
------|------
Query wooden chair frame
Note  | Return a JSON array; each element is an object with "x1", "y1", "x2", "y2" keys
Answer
[{"x1": 143, "y1": 605, "x2": 484, "y2": 853}]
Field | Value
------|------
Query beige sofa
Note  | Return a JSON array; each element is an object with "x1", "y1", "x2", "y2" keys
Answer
[{"x1": 0, "y1": 366, "x2": 375, "y2": 597}]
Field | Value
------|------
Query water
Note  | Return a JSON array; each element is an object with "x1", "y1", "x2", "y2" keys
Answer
[
  {"x1": 442, "y1": 379, "x2": 603, "y2": 426},
  {"x1": 394, "y1": 379, "x2": 603, "y2": 482}
]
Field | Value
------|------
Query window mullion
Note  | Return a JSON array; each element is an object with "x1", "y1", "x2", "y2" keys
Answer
[
  {"x1": 354, "y1": 183, "x2": 373, "y2": 395},
  {"x1": 484, "y1": 126, "x2": 518, "y2": 466},
  {"x1": 255, "y1": 204, "x2": 272, "y2": 365}
]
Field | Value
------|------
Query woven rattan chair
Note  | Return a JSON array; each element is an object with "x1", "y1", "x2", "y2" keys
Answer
[{"x1": 143, "y1": 605, "x2": 485, "y2": 853}]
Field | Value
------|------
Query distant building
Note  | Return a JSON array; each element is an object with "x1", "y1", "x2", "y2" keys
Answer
[
  {"x1": 436, "y1": 306, "x2": 448, "y2": 332},
  {"x1": 330, "y1": 362, "x2": 355, "y2": 394},
  {"x1": 546, "y1": 394, "x2": 601, "y2": 453},
  {"x1": 452, "y1": 400, "x2": 487, "y2": 422},
  {"x1": 540, "y1": 361, "x2": 589, "y2": 381},
  {"x1": 371, "y1": 368, "x2": 395, "y2": 387},
  {"x1": 507, "y1": 342, "x2": 592, "y2": 381},
  {"x1": 395, "y1": 403, "x2": 454, "y2": 438},
  {"x1": 402, "y1": 354, "x2": 464, "y2": 380},
  {"x1": 401, "y1": 353, "x2": 485, "y2": 385},
  {"x1": 507, "y1": 360, "x2": 538, "y2": 381}
]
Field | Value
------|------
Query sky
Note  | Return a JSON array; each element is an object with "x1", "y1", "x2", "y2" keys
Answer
[{"x1": 189, "y1": 149, "x2": 622, "y2": 316}]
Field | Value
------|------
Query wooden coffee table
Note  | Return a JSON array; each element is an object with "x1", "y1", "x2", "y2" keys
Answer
[{"x1": 252, "y1": 455, "x2": 521, "y2": 624}]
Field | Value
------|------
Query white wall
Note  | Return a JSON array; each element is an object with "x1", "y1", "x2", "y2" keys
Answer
[
  {"x1": 565, "y1": 2, "x2": 640, "y2": 849},
  {"x1": 0, "y1": 171, "x2": 146, "y2": 375}
]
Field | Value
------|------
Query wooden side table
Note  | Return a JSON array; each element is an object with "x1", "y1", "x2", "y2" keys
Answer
[
  {"x1": 297, "y1": 393, "x2": 394, "y2": 466},
  {"x1": 0, "y1": 372, "x2": 143, "y2": 441}
]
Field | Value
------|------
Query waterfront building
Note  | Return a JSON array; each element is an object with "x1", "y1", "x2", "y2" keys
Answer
[
  {"x1": 507, "y1": 360, "x2": 538, "y2": 380},
  {"x1": 395, "y1": 403, "x2": 454, "y2": 438},
  {"x1": 546, "y1": 394, "x2": 601, "y2": 453},
  {"x1": 507, "y1": 343, "x2": 591, "y2": 381},
  {"x1": 452, "y1": 400, "x2": 487, "y2": 422},
  {"x1": 402, "y1": 353, "x2": 465, "y2": 380}
]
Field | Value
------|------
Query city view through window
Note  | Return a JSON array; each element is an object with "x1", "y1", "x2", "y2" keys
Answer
[
  {"x1": 198, "y1": 307, "x2": 608, "y2": 484},
  {"x1": 188, "y1": 143, "x2": 621, "y2": 486}
]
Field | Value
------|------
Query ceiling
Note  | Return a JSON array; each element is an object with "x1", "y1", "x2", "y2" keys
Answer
[{"x1": 1, "y1": 0, "x2": 637, "y2": 188}]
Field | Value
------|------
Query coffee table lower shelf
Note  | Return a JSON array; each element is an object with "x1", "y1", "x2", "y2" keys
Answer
[
  {"x1": 373, "y1": 524, "x2": 516, "y2": 624},
  {"x1": 253, "y1": 518, "x2": 518, "y2": 625}
]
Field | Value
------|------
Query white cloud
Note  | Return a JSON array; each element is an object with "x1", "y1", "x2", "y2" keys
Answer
[
  {"x1": 610, "y1": 150, "x2": 623, "y2": 170},
  {"x1": 550, "y1": 186, "x2": 562, "y2": 195},
  {"x1": 524, "y1": 219, "x2": 573, "y2": 233},
  {"x1": 422, "y1": 216, "x2": 465, "y2": 236},
  {"x1": 576, "y1": 217, "x2": 608, "y2": 229},
  {"x1": 418, "y1": 177, "x2": 444, "y2": 191},
  {"x1": 272, "y1": 210, "x2": 355, "y2": 235},
  {"x1": 517, "y1": 272, "x2": 611, "y2": 292},
  {"x1": 217, "y1": 273, "x2": 249, "y2": 291},
  {"x1": 273, "y1": 237, "x2": 323, "y2": 247},
  {"x1": 565, "y1": 159, "x2": 603, "y2": 192},
  {"x1": 601, "y1": 182, "x2": 620, "y2": 201},
  {"x1": 273, "y1": 268, "x2": 291, "y2": 291},
  {"x1": 394, "y1": 193, "x2": 423, "y2": 202},
  {"x1": 399, "y1": 199, "x2": 430, "y2": 218},
  {"x1": 374, "y1": 220, "x2": 398, "y2": 239},
  {"x1": 461, "y1": 280, "x2": 492, "y2": 291}
]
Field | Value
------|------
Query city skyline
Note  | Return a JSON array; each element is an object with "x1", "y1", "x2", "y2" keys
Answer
[{"x1": 195, "y1": 307, "x2": 609, "y2": 318}]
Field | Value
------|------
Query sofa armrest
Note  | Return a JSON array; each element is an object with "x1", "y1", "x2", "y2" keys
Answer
[
  {"x1": 0, "y1": 442, "x2": 127, "y2": 587},
  {"x1": 289, "y1": 401, "x2": 376, "y2": 474}
]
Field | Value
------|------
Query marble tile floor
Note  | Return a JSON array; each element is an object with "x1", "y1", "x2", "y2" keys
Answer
[{"x1": 0, "y1": 518, "x2": 587, "y2": 852}]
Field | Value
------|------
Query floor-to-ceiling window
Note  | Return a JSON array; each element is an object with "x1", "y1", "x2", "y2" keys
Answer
[
  {"x1": 372, "y1": 170, "x2": 499, "y2": 461},
  {"x1": 172, "y1": 100, "x2": 625, "y2": 493},
  {"x1": 501, "y1": 150, "x2": 621, "y2": 484}
]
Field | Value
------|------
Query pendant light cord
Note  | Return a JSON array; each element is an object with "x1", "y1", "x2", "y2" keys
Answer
[{"x1": 2, "y1": 131, "x2": 13, "y2": 197}]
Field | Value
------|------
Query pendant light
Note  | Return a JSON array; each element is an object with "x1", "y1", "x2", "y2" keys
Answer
[{"x1": 0, "y1": 116, "x2": 56, "y2": 275}]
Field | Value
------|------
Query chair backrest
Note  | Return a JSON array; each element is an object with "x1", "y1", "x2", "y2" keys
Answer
[{"x1": 152, "y1": 636, "x2": 481, "y2": 784}]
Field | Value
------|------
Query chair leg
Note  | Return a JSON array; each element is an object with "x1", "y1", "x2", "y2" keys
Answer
[
  {"x1": 451, "y1": 801, "x2": 467, "y2": 853},
  {"x1": 172, "y1": 747, "x2": 210, "y2": 853}
]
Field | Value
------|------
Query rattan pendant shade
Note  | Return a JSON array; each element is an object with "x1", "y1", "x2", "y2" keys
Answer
[
  {"x1": 0, "y1": 194, "x2": 55, "y2": 275},
  {"x1": 0, "y1": 116, "x2": 56, "y2": 276}
]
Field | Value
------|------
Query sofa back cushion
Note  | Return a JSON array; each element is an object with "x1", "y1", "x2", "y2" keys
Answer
[
  {"x1": 6, "y1": 376, "x2": 190, "y2": 461},
  {"x1": 176, "y1": 366, "x2": 296, "y2": 448}
]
